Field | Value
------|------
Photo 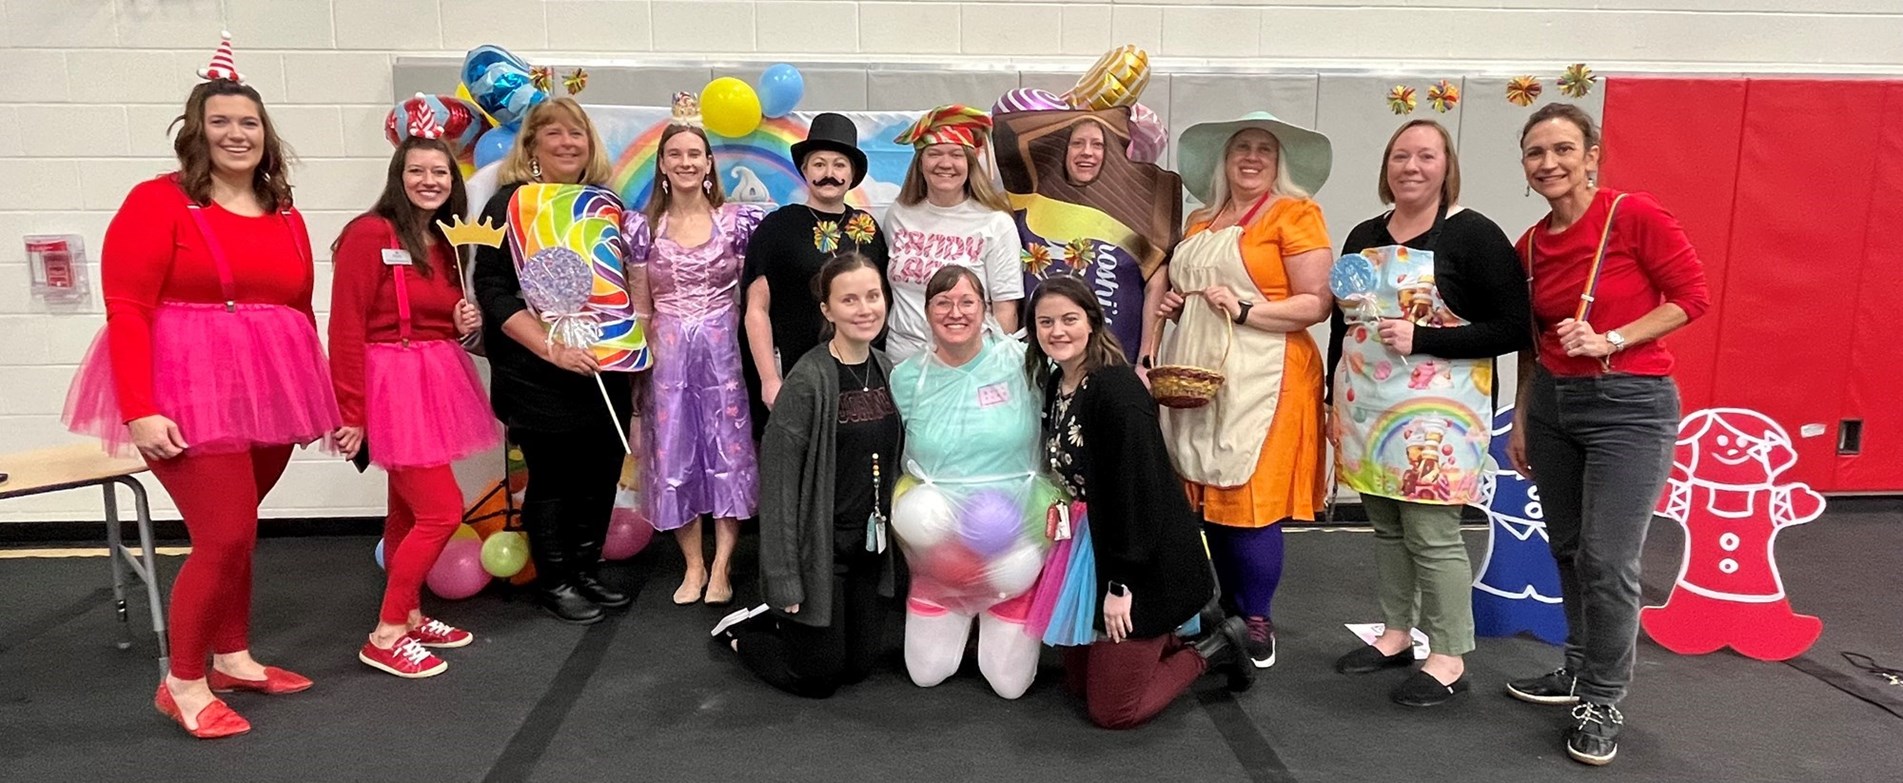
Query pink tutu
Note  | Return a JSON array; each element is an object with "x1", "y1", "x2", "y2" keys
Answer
[
  {"x1": 65, "y1": 302, "x2": 341, "y2": 456},
  {"x1": 363, "y1": 338, "x2": 499, "y2": 468}
]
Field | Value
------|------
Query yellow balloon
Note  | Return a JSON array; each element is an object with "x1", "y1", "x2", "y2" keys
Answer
[
  {"x1": 700, "y1": 77, "x2": 763, "y2": 138},
  {"x1": 451, "y1": 524, "x2": 480, "y2": 542},
  {"x1": 1064, "y1": 45, "x2": 1151, "y2": 110},
  {"x1": 894, "y1": 474, "x2": 920, "y2": 500}
]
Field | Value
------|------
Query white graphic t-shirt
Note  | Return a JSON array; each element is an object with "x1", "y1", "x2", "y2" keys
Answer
[{"x1": 881, "y1": 198, "x2": 1024, "y2": 362}]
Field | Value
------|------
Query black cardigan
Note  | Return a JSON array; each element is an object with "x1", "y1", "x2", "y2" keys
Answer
[
  {"x1": 471, "y1": 184, "x2": 634, "y2": 432},
  {"x1": 1051, "y1": 363, "x2": 1213, "y2": 639},
  {"x1": 1324, "y1": 208, "x2": 1531, "y2": 403}
]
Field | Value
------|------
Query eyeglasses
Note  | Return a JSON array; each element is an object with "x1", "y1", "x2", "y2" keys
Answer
[{"x1": 929, "y1": 296, "x2": 983, "y2": 314}]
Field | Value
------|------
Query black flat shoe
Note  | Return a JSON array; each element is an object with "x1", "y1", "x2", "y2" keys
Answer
[
  {"x1": 536, "y1": 583, "x2": 606, "y2": 625},
  {"x1": 1335, "y1": 644, "x2": 1415, "y2": 674},
  {"x1": 1390, "y1": 671, "x2": 1470, "y2": 707},
  {"x1": 572, "y1": 575, "x2": 631, "y2": 608}
]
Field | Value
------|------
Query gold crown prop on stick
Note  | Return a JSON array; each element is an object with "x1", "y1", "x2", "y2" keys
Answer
[{"x1": 436, "y1": 215, "x2": 508, "y2": 294}]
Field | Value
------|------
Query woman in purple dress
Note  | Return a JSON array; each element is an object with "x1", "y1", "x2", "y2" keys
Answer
[{"x1": 626, "y1": 95, "x2": 766, "y2": 606}]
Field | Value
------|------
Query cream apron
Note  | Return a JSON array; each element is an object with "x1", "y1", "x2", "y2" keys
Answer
[
  {"x1": 1328, "y1": 207, "x2": 1491, "y2": 505},
  {"x1": 1159, "y1": 196, "x2": 1285, "y2": 488}
]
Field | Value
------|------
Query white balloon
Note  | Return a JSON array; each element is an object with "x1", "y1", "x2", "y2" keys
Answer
[
  {"x1": 891, "y1": 482, "x2": 956, "y2": 550},
  {"x1": 985, "y1": 542, "x2": 1047, "y2": 598}
]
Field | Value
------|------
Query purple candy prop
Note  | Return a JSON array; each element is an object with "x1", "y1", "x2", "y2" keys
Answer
[
  {"x1": 1128, "y1": 103, "x2": 1166, "y2": 164},
  {"x1": 961, "y1": 488, "x2": 1025, "y2": 557},
  {"x1": 993, "y1": 88, "x2": 1068, "y2": 115},
  {"x1": 519, "y1": 246, "x2": 598, "y2": 350}
]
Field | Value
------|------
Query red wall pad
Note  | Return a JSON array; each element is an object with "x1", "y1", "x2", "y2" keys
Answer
[
  {"x1": 1835, "y1": 83, "x2": 1903, "y2": 492},
  {"x1": 1602, "y1": 77, "x2": 1747, "y2": 412}
]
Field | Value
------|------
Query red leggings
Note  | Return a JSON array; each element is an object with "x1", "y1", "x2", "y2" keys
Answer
[
  {"x1": 148, "y1": 445, "x2": 293, "y2": 681},
  {"x1": 1063, "y1": 633, "x2": 1208, "y2": 730},
  {"x1": 379, "y1": 465, "x2": 465, "y2": 625}
]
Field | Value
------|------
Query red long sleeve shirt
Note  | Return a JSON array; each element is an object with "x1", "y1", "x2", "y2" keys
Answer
[
  {"x1": 102, "y1": 174, "x2": 315, "y2": 422},
  {"x1": 1516, "y1": 188, "x2": 1711, "y2": 377},
  {"x1": 326, "y1": 216, "x2": 466, "y2": 427}
]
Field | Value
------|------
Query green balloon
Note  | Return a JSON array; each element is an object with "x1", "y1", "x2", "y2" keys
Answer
[
  {"x1": 1025, "y1": 477, "x2": 1067, "y2": 532},
  {"x1": 480, "y1": 531, "x2": 529, "y2": 578}
]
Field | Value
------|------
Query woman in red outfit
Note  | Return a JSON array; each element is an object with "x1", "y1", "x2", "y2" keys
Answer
[
  {"x1": 1501, "y1": 103, "x2": 1709, "y2": 767},
  {"x1": 63, "y1": 43, "x2": 339, "y2": 739},
  {"x1": 329, "y1": 131, "x2": 499, "y2": 679}
]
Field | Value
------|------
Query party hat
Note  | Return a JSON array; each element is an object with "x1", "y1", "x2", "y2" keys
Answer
[{"x1": 196, "y1": 30, "x2": 244, "y2": 84}]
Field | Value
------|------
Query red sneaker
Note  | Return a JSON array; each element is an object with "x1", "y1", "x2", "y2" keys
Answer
[
  {"x1": 358, "y1": 636, "x2": 447, "y2": 679},
  {"x1": 409, "y1": 617, "x2": 473, "y2": 649}
]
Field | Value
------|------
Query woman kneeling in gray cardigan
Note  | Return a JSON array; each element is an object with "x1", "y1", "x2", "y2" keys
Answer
[{"x1": 712, "y1": 252, "x2": 903, "y2": 698}]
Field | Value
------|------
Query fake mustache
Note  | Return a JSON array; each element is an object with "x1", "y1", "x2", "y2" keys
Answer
[{"x1": 809, "y1": 176, "x2": 848, "y2": 188}]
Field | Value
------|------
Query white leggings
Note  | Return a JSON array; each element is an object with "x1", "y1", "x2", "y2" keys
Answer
[{"x1": 903, "y1": 609, "x2": 1041, "y2": 699}]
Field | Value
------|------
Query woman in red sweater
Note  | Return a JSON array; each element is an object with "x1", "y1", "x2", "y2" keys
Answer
[
  {"x1": 63, "y1": 45, "x2": 340, "y2": 739},
  {"x1": 329, "y1": 131, "x2": 498, "y2": 679},
  {"x1": 1502, "y1": 103, "x2": 1710, "y2": 767}
]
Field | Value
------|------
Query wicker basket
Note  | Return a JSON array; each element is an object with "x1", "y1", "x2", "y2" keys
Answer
[{"x1": 1150, "y1": 317, "x2": 1233, "y2": 409}]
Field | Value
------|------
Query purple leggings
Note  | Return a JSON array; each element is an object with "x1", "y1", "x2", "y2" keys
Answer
[{"x1": 1204, "y1": 522, "x2": 1285, "y2": 620}]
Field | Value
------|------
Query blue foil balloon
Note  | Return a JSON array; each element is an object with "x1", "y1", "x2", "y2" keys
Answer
[
  {"x1": 462, "y1": 45, "x2": 547, "y2": 127},
  {"x1": 374, "y1": 539, "x2": 386, "y2": 570},
  {"x1": 757, "y1": 63, "x2": 805, "y2": 119}
]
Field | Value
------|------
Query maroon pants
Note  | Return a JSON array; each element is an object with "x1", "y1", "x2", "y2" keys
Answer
[
  {"x1": 1063, "y1": 633, "x2": 1208, "y2": 729},
  {"x1": 147, "y1": 445, "x2": 293, "y2": 681},
  {"x1": 379, "y1": 465, "x2": 464, "y2": 624}
]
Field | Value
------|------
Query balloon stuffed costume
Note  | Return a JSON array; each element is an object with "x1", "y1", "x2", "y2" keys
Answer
[
  {"x1": 62, "y1": 34, "x2": 336, "y2": 738},
  {"x1": 890, "y1": 333, "x2": 1050, "y2": 698}
]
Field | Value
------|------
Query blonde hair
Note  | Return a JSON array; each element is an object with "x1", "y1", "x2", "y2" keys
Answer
[
  {"x1": 498, "y1": 97, "x2": 613, "y2": 187},
  {"x1": 1190, "y1": 129, "x2": 1309, "y2": 226},
  {"x1": 898, "y1": 145, "x2": 1011, "y2": 212},
  {"x1": 1377, "y1": 119, "x2": 1461, "y2": 206}
]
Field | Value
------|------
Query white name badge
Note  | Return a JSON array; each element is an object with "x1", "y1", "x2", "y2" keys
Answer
[{"x1": 381, "y1": 248, "x2": 413, "y2": 266}]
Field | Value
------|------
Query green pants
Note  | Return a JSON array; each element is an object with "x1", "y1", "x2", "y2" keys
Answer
[{"x1": 1363, "y1": 495, "x2": 1475, "y2": 657}]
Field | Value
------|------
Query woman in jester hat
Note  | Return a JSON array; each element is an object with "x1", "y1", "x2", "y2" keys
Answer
[{"x1": 625, "y1": 93, "x2": 766, "y2": 607}]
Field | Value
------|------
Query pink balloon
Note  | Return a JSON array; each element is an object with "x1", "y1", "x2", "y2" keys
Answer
[
  {"x1": 426, "y1": 539, "x2": 490, "y2": 600},
  {"x1": 603, "y1": 507, "x2": 656, "y2": 561}
]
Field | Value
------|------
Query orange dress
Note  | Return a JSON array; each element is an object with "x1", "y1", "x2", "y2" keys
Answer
[{"x1": 1181, "y1": 199, "x2": 1330, "y2": 527}]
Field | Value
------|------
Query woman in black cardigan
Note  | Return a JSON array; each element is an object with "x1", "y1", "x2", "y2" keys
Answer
[
  {"x1": 714, "y1": 251, "x2": 903, "y2": 699},
  {"x1": 1026, "y1": 276, "x2": 1253, "y2": 730}
]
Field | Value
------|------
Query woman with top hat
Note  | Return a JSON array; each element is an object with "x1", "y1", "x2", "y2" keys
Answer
[
  {"x1": 714, "y1": 250, "x2": 904, "y2": 699},
  {"x1": 329, "y1": 105, "x2": 500, "y2": 678},
  {"x1": 63, "y1": 33, "x2": 338, "y2": 738},
  {"x1": 1154, "y1": 111, "x2": 1336, "y2": 671},
  {"x1": 627, "y1": 94, "x2": 766, "y2": 607},
  {"x1": 471, "y1": 96, "x2": 633, "y2": 625},
  {"x1": 1504, "y1": 102, "x2": 1708, "y2": 767},
  {"x1": 881, "y1": 105, "x2": 1022, "y2": 362},
  {"x1": 743, "y1": 112, "x2": 890, "y2": 434},
  {"x1": 1324, "y1": 119, "x2": 1530, "y2": 706}
]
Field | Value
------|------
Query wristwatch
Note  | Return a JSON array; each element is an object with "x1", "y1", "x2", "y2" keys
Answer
[
  {"x1": 1605, "y1": 330, "x2": 1627, "y2": 352},
  {"x1": 1233, "y1": 300, "x2": 1254, "y2": 325},
  {"x1": 1107, "y1": 581, "x2": 1128, "y2": 597}
]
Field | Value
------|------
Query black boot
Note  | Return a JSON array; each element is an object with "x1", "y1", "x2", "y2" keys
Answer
[
  {"x1": 1193, "y1": 616, "x2": 1255, "y2": 692},
  {"x1": 525, "y1": 502, "x2": 604, "y2": 625},
  {"x1": 569, "y1": 525, "x2": 631, "y2": 609}
]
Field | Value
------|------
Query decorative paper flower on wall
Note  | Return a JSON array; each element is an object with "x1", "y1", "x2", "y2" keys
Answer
[
  {"x1": 529, "y1": 65, "x2": 555, "y2": 94},
  {"x1": 563, "y1": 68, "x2": 589, "y2": 95},
  {"x1": 1427, "y1": 80, "x2": 1460, "y2": 113},
  {"x1": 1558, "y1": 63, "x2": 1597, "y2": 98},
  {"x1": 1506, "y1": 76, "x2": 1543, "y2": 107},
  {"x1": 1387, "y1": 85, "x2": 1418, "y2": 115}
]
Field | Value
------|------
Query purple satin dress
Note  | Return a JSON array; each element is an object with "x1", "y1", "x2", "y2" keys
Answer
[{"x1": 625, "y1": 204, "x2": 766, "y2": 531}]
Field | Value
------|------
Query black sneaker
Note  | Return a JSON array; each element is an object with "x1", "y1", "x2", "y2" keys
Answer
[
  {"x1": 1505, "y1": 667, "x2": 1579, "y2": 705},
  {"x1": 1244, "y1": 616, "x2": 1276, "y2": 669},
  {"x1": 1566, "y1": 702, "x2": 1624, "y2": 765}
]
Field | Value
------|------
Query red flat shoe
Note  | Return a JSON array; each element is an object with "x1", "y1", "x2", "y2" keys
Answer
[
  {"x1": 207, "y1": 666, "x2": 313, "y2": 695},
  {"x1": 154, "y1": 683, "x2": 250, "y2": 739}
]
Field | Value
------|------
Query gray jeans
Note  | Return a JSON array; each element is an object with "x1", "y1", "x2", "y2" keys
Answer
[{"x1": 1524, "y1": 369, "x2": 1680, "y2": 706}]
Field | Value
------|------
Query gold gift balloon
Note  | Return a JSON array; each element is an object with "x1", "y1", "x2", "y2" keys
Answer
[{"x1": 1063, "y1": 45, "x2": 1151, "y2": 110}]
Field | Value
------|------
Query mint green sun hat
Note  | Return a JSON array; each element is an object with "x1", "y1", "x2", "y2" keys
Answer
[{"x1": 1177, "y1": 111, "x2": 1333, "y2": 204}]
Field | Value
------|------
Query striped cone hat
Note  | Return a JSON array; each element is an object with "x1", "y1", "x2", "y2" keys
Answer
[{"x1": 196, "y1": 30, "x2": 244, "y2": 84}]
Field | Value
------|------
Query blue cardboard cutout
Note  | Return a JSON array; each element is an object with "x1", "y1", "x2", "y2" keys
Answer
[{"x1": 1470, "y1": 406, "x2": 1568, "y2": 645}]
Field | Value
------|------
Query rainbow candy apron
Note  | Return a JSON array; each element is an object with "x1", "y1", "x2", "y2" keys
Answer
[{"x1": 1329, "y1": 208, "x2": 1491, "y2": 505}]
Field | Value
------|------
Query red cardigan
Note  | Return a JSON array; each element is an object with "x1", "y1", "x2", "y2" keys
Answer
[
  {"x1": 1516, "y1": 188, "x2": 1711, "y2": 377},
  {"x1": 102, "y1": 175, "x2": 314, "y2": 422},
  {"x1": 326, "y1": 216, "x2": 465, "y2": 427}
]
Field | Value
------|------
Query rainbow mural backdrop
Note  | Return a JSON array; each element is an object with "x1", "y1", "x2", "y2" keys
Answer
[{"x1": 586, "y1": 107, "x2": 925, "y2": 213}]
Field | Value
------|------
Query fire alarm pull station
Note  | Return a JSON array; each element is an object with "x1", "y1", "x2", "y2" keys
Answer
[{"x1": 25, "y1": 235, "x2": 90, "y2": 304}]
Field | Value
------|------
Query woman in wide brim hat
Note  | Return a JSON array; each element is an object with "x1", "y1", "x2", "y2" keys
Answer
[{"x1": 1152, "y1": 110, "x2": 1336, "y2": 671}]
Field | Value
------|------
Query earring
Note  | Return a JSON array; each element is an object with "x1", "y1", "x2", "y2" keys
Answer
[
  {"x1": 1588, "y1": 172, "x2": 1598, "y2": 188},
  {"x1": 662, "y1": 179, "x2": 670, "y2": 194},
  {"x1": 703, "y1": 179, "x2": 712, "y2": 194},
  {"x1": 530, "y1": 158, "x2": 541, "y2": 180},
  {"x1": 1524, "y1": 184, "x2": 1531, "y2": 197}
]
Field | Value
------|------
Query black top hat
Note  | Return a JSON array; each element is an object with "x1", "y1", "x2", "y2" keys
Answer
[{"x1": 790, "y1": 112, "x2": 868, "y2": 189}]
